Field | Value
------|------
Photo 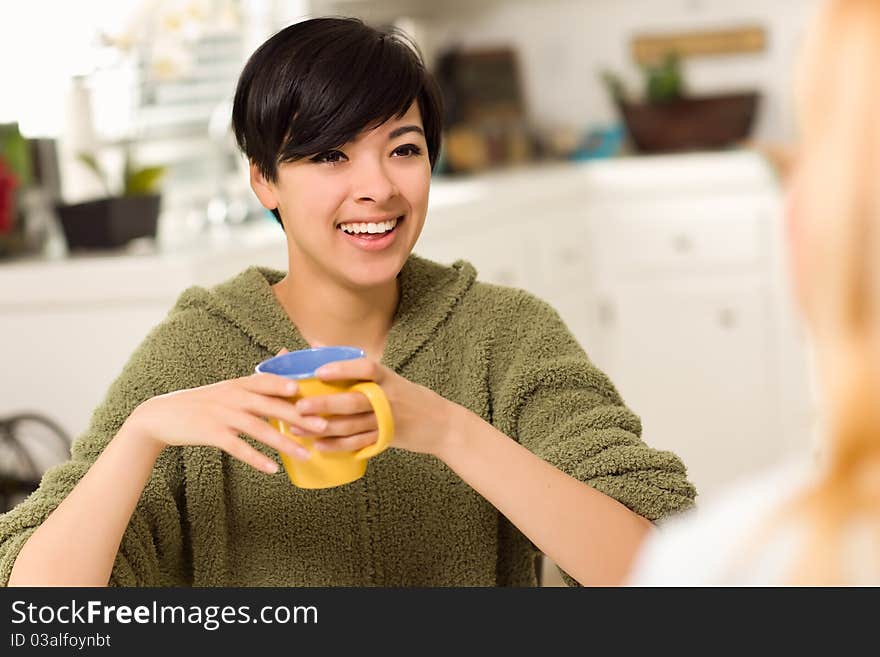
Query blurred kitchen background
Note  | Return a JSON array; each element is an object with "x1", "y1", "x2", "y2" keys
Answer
[{"x1": 0, "y1": 0, "x2": 822, "y2": 584}]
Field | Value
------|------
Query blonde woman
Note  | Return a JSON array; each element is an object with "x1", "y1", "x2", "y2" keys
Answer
[{"x1": 629, "y1": 0, "x2": 880, "y2": 585}]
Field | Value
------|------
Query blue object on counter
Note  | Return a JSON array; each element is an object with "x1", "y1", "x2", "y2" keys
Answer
[{"x1": 570, "y1": 123, "x2": 625, "y2": 161}]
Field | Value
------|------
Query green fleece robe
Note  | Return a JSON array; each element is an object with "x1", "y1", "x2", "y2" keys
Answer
[{"x1": 0, "y1": 255, "x2": 696, "y2": 586}]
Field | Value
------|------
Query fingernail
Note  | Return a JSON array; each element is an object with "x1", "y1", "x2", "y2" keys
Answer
[
  {"x1": 263, "y1": 460, "x2": 279, "y2": 474},
  {"x1": 309, "y1": 418, "x2": 327, "y2": 431},
  {"x1": 295, "y1": 400, "x2": 311, "y2": 412},
  {"x1": 280, "y1": 439, "x2": 310, "y2": 460},
  {"x1": 285, "y1": 382, "x2": 297, "y2": 394},
  {"x1": 315, "y1": 365, "x2": 335, "y2": 377}
]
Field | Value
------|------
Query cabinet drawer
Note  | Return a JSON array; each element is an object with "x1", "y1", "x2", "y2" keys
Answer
[
  {"x1": 415, "y1": 230, "x2": 529, "y2": 289},
  {"x1": 595, "y1": 197, "x2": 770, "y2": 275},
  {"x1": 536, "y1": 223, "x2": 592, "y2": 288},
  {"x1": 592, "y1": 277, "x2": 782, "y2": 497}
]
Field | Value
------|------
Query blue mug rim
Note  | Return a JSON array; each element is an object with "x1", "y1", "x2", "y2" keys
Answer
[{"x1": 254, "y1": 346, "x2": 365, "y2": 380}]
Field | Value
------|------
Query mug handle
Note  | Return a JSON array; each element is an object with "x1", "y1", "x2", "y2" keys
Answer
[{"x1": 349, "y1": 381, "x2": 394, "y2": 460}]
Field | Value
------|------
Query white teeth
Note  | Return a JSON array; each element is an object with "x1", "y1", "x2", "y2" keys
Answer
[{"x1": 340, "y1": 217, "x2": 399, "y2": 235}]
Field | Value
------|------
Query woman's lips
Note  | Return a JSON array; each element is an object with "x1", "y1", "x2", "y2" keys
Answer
[{"x1": 336, "y1": 216, "x2": 404, "y2": 252}]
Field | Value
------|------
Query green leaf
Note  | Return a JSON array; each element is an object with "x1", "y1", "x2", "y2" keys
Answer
[
  {"x1": 76, "y1": 152, "x2": 112, "y2": 196},
  {"x1": 644, "y1": 51, "x2": 685, "y2": 104},
  {"x1": 600, "y1": 70, "x2": 627, "y2": 104},
  {"x1": 124, "y1": 166, "x2": 165, "y2": 196}
]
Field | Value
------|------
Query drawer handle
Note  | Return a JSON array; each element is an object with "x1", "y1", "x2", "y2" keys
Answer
[
  {"x1": 559, "y1": 248, "x2": 581, "y2": 265},
  {"x1": 672, "y1": 234, "x2": 693, "y2": 253},
  {"x1": 597, "y1": 299, "x2": 616, "y2": 327},
  {"x1": 718, "y1": 308, "x2": 737, "y2": 329}
]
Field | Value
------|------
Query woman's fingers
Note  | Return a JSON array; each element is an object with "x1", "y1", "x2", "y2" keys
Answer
[
  {"x1": 229, "y1": 412, "x2": 309, "y2": 460},
  {"x1": 294, "y1": 391, "x2": 372, "y2": 416},
  {"x1": 240, "y1": 391, "x2": 328, "y2": 435},
  {"x1": 314, "y1": 357, "x2": 382, "y2": 382},
  {"x1": 319, "y1": 412, "x2": 377, "y2": 439},
  {"x1": 218, "y1": 430, "x2": 281, "y2": 474},
  {"x1": 314, "y1": 430, "x2": 379, "y2": 453},
  {"x1": 243, "y1": 373, "x2": 298, "y2": 398}
]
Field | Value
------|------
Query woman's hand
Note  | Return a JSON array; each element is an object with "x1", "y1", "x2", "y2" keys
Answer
[
  {"x1": 124, "y1": 349, "x2": 318, "y2": 473},
  {"x1": 293, "y1": 357, "x2": 460, "y2": 457}
]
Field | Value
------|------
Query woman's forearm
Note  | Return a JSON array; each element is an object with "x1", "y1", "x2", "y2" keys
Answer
[
  {"x1": 8, "y1": 419, "x2": 164, "y2": 586},
  {"x1": 436, "y1": 406, "x2": 654, "y2": 586}
]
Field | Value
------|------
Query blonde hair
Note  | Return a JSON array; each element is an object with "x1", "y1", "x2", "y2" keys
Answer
[{"x1": 782, "y1": 0, "x2": 880, "y2": 584}]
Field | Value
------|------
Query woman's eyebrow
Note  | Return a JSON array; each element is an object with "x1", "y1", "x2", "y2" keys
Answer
[{"x1": 388, "y1": 125, "x2": 424, "y2": 140}]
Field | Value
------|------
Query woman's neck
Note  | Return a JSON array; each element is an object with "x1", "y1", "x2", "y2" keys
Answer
[{"x1": 271, "y1": 266, "x2": 399, "y2": 362}]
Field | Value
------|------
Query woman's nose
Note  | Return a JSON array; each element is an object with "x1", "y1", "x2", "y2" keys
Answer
[{"x1": 351, "y1": 158, "x2": 398, "y2": 204}]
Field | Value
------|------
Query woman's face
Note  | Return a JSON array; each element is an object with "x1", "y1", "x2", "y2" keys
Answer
[{"x1": 251, "y1": 101, "x2": 431, "y2": 290}]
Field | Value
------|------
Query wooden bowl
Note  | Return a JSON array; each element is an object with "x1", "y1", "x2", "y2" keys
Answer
[{"x1": 618, "y1": 92, "x2": 760, "y2": 153}]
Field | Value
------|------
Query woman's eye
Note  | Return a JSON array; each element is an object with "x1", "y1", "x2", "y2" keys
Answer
[
  {"x1": 392, "y1": 144, "x2": 423, "y2": 158},
  {"x1": 311, "y1": 150, "x2": 347, "y2": 164}
]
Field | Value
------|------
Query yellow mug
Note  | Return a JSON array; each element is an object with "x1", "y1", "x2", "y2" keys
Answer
[{"x1": 255, "y1": 347, "x2": 394, "y2": 489}]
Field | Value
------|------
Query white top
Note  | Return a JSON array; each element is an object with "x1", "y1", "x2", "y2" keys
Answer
[
  {"x1": 627, "y1": 457, "x2": 880, "y2": 586},
  {"x1": 629, "y1": 460, "x2": 810, "y2": 586}
]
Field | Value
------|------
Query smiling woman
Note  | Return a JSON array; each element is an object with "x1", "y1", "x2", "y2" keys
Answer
[
  {"x1": 248, "y1": 101, "x2": 430, "y2": 291},
  {"x1": 232, "y1": 18, "x2": 441, "y2": 294},
  {"x1": 1, "y1": 16, "x2": 695, "y2": 589}
]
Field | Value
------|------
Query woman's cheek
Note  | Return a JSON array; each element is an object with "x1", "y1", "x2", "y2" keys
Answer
[
  {"x1": 402, "y1": 166, "x2": 431, "y2": 209},
  {"x1": 307, "y1": 178, "x2": 347, "y2": 217}
]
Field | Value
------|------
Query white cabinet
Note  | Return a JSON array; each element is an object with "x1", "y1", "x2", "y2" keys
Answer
[
  {"x1": 591, "y1": 197, "x2": 768, "y2": 275},
  {"x1": 534, "y1": 223, "x2": 595, "y2": 352},
  {"x1": 2, "y1": 302, "x2": 173, "y2": 444},
  {"x1": 578, "y1": 189, "x2": 796, "y2": 497},
  {"x1": 416, "y1": 224, "x2": 527, "y2": 289},
  {"x1": 417, "y1": 192, "x2": 557, "y2": 297},
  {"x1": 592, "y1": 277, "x2": 781, "y2": 497}
]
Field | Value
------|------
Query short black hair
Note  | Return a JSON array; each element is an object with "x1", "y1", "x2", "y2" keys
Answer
[{"x1": 232, "y1": 17, "x2": 444, "y2": 226}]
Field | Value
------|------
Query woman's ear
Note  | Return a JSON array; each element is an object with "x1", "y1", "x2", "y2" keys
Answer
[{"x1": 249, "y1": 162, "x2": 279, "y2": 211}]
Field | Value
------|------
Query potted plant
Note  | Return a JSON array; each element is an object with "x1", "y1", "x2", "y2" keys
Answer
[
  {"x1": 601, "y1": 52, "x2": 760, "y2": 153},
  {"x1": 56, "y1": 149, "x2": 166, "y2": 250}
]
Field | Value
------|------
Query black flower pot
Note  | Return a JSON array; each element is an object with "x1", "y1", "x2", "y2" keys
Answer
[{"x1": 56, "y1": 194, "x2": 160, "y2": 250}]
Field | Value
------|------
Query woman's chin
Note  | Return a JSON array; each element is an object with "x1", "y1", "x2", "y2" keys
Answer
[{"x1": 340, "y1": 255, "x2": 407, "y2": 290}]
